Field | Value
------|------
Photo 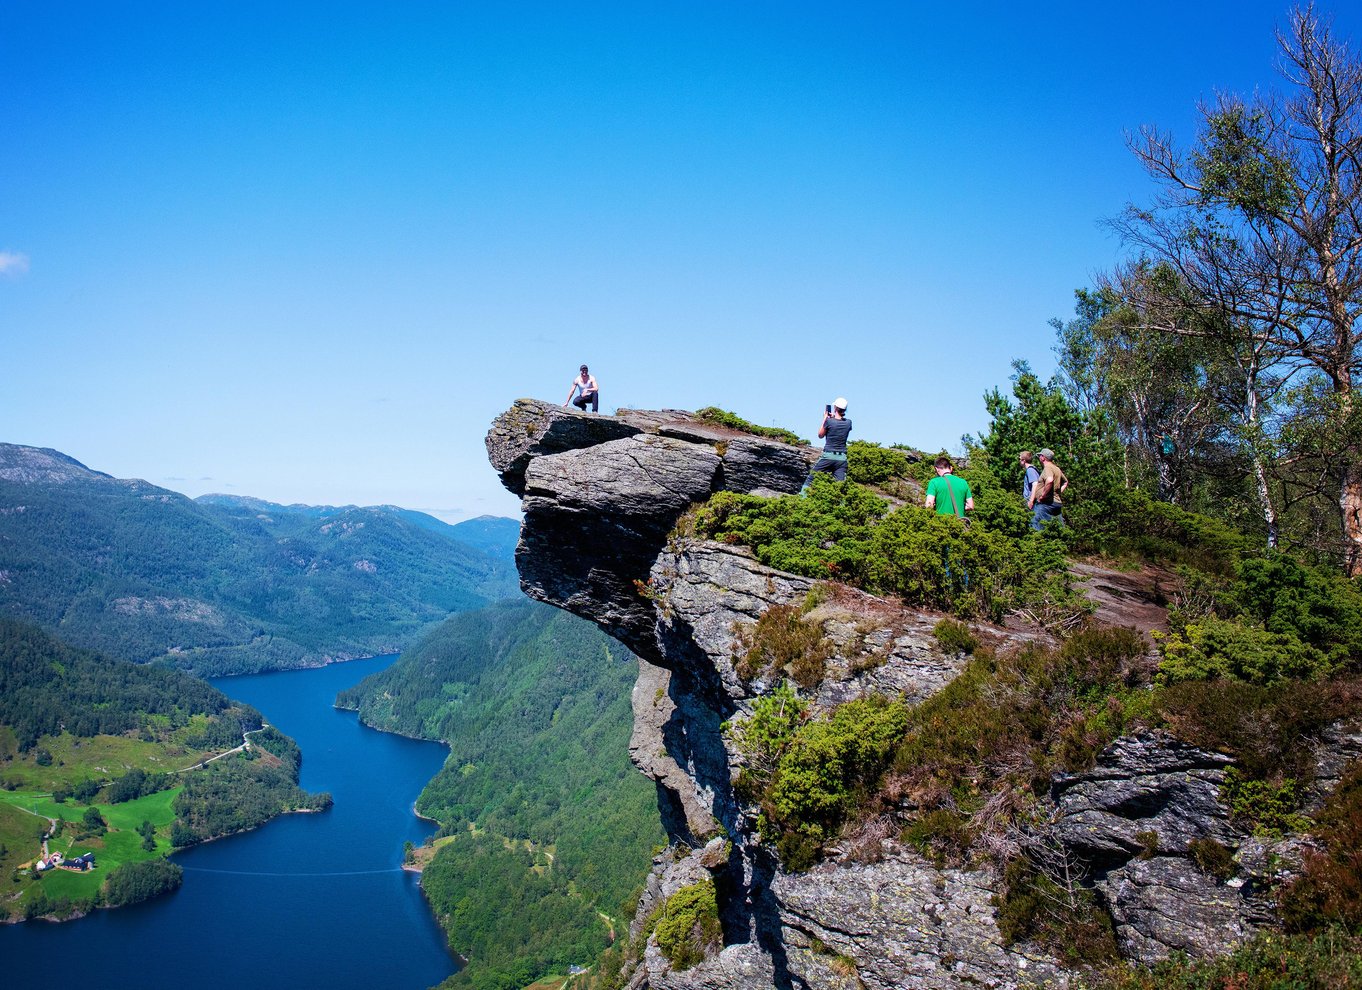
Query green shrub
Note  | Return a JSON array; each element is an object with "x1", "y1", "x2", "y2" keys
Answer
[
  {"x1": 695, "y1": 407, "x2": 806, "y2": 446},
  {"x1": 1067, "y1": 487, "x2": 1248, "y2": 574},
  {"x1": 846, "y1": 441, "x2": 912, "y2": 485},
  {"x1": 692, "y1": 478, "x2": 1089, "y2": 623},
  {"x1": 652, "y1": 881, "x2": 721, "y2": 971},
  {"x1": 1158, "y1": 615, "x2": 1332, "y2": 685},
  {"x1": 1221, "y1": 768, "x2": 1310, "y2": 837},
  {"x1": 759, "y1": 694, "x2": 910, "y2": 865},
  {"x1": 727, "y1": 682, "x2": 809, "y2": 799},
  {"x1": 1232, "y1": 555, "x2": 1362, "y2": 667}
]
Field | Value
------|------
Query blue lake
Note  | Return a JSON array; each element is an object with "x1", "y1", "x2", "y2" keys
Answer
[{"x1": 1, "y1": 655, "x2": 459, "y2": 990}]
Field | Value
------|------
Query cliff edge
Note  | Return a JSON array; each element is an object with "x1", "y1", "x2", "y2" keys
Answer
[{"x1": 486, "y1": 399, "x2": 1350, "y2": 989}]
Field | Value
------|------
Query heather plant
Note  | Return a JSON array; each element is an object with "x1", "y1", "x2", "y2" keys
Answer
[
  {"x1": 1281, "y1": 762, "x2": 1362, "y2": 934},
  {"x1": 732, "y1": 603, "x2": 832, "y2": 689},
  {"x1": 994, "y1": 854, "x2": 1120, "y2": 965},
  {"x1": 932, "y1": 618, "x2": 977, "y2": 656},
  {"x1": 1080, "y1": 929, "x2": 1362, "y2": 989},
  {"x1": 1153, "y1": 676, "x2": 1351, "y2": 782}
]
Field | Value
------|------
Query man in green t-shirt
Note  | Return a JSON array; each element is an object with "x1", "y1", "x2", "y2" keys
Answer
[{"x1": 925, "y1": 457, "x2": 973, "y2": 519}]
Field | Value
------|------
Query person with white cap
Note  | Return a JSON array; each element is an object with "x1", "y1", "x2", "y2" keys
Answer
[
  {"x1": 1027, "y1": 447, "x2": 1068, "y2": 530},
  {"x1": 801, "y1": 397, "x2": 852, "y2": 493}
]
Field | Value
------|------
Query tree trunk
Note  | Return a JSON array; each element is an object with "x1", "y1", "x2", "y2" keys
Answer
[{"x1": 1342, "y1": 458, "x2": 1362, "y2": 577}]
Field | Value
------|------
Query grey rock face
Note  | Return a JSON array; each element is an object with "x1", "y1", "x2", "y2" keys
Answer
[
  {"x1": 1103, "y1": 856, "x2": 1260, "y2": 963},
  {"x1": 773, "y1": 852, "x2": 1069, "y2": 989},
  {"x1": 1051, "y1": 732, "x2": 1236, "y2": 865}
]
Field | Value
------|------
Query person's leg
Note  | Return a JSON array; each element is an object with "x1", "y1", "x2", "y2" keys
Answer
[
  {"x1": 573, "y1": 395, "x2": 588, "y2": 410},
  {"x1": 801, "y1": 458, "x2": 833, "y2": 494},
  {"x1": 589, "y1": 392, "x2": 599, "y2": 412},
  {"x1": 831, "y1": 457, "x2": 846, "y2": 482}
]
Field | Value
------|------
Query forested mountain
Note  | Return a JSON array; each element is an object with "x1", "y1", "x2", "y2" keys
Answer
[
  {"x1": 336, "y1": 598, "x2": 663, "y2": 990},
  {"x1": 0, "y1": 444, "x2": 519, "y2": 675},
  {"x1": 0, "y1": 618, "x2": 329, "y2": 920}
]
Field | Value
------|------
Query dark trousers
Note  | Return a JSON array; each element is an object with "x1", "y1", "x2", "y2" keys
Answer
[
  {"x1": 572, "y1": 392, "x2": 599, "y2": 412},
  {"x1": 801, "y1": 454, "x2": 847, "y2": 492}
]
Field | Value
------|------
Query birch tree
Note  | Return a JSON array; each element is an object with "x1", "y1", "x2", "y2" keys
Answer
[{"x1": 1118, "y1": 6, "x2": 1362, "y2": 572}]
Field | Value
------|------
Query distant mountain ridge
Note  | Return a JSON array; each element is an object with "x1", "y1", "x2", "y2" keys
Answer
[{"x1": 0, "y1": 443, "x2": 521, "y2": 676}]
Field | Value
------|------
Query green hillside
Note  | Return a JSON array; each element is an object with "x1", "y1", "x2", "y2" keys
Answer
[
  {"x1": 0, "y1": 444, "x2": 519, "y2": 675},
  {"x1": 337, "y1": 599, "x2": 663, "y2": 990},
  {"x1": 0, "y1": 618, "x2": 329, "y2": 920}
]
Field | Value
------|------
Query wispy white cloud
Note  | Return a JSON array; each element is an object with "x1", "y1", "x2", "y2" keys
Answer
[{"x1": 0, "y1": 251, "x2": 30, "y2": 277}]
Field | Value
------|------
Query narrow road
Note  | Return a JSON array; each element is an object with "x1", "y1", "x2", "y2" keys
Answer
[{"x1": 172, "y1": 725, "x2": 269, "y2": 773}]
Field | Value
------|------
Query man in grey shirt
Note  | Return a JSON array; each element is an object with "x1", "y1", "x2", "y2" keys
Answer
[{"x1": 801, "y1": 397, "x2": 852, "y2": 493}]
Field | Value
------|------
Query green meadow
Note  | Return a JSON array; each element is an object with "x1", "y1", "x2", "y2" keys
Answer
[{"x1": 0, "y1": 785, "x2": 183, "y2": 917}]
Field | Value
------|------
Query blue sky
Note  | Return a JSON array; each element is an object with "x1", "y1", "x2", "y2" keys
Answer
[{"x1": 3, "y1": 2, "x2": 1357, "y2": 522}]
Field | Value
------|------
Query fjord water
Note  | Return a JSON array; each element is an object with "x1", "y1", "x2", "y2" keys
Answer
[{"x1": 1, "y1": 655, "x2": 458, "y2": 990}]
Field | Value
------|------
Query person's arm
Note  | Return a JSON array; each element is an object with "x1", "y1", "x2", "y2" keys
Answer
[
  {"x1": 565, "y1": 380, "x2": 576, "y2": 405},
  {"x1": 584, "y1": 375, "x2": 598, "y2": 395},
  {"x1": 924, "y1": 477, "x2": 936, "y2": 510},
  {"x1": 965, "y1": 496, "x2": 974, "y2": 512},
  {"x1": 817, "y1": 413, "x2": 830, "y2": 439}
]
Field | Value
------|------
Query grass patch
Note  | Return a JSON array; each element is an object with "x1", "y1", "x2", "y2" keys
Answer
[{"x1": 694, "y1": 406, "x2": 806, "y2": 446}]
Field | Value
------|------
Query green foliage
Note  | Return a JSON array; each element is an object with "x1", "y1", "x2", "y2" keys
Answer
[
  {"x1": 891, "y1": 627, "x2": 1148, "y2": 822},
  {"x1": 1194, "y1": 105, "x2": 1295, "y2": 216},
  {"x1": 728, "y1": 682, "x2": 809, "y2": 802},
  {"x1": 694, "y1": 406, "x2": 805, "y2": 446},
  {"x1": 846, "y1": 441, "x2": 912, "y2": 486},
  {"x1": 694, "y1": 478, "x2": 887, "y2": 582},
  {"x1": 1066, "y1": 487, "x2": 1249, "y2": 573},
  {"x1": 1158, "y1": 615, "x2": 1331, "y2": 685},
  {"x1": 759, "y1": 695, "x2": 910, "y2": 869},
  {"x1": 1081, "y1": 929, "x2": 1362, "y2": 990},
  {"x1": 652, "y1": 881, "x2": 721, "y2": 971},
  {"x1": 693, "y1": 478, "x2": 1087, "y2": 623},
  {"x1": 732, "y1": 603, "x2": 831, "y2": 688},
  {"x1": 339, "y1": 600, "x2": 663, "y2": 990},
  {"x1": 101, "y1": 858, "x2": 183, "y2": 908},
  {"x1": 1231, "y1": 555, "x2": 1362, "y2": 666},
  {"x1": 1220, "y1": 768, "x2": 1309, "y2": 837}
]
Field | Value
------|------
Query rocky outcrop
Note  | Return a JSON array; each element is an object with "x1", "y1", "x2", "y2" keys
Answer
[{"x1": 485, "y1": 400, "x2": 1345, "y2": 987}]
